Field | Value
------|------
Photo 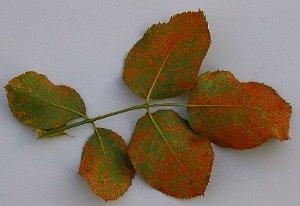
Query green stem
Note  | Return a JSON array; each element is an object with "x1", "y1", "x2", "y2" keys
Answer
[
  {"x1": 42, "y1": 103, "x2": 148, "y2": 137},
  {"x1": 150, "y1": 102, "x2": 186, "y2": 107},
  {"x1": 151, "y1": 102, "x2": 263, "y2": 110},
  {"x1": 42, "y1": 102, "x2": 262, "y2": 137}
]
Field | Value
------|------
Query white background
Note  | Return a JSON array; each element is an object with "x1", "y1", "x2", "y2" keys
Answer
[{"x1": 0, "y1": 1, "x2": 299, "y2": 205}]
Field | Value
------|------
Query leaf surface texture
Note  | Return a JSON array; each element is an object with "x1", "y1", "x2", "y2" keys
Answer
[
  {"x1": 123, "y1": 10, "x2": 211, "y2": 99},
  {"x1": 128, "y1": 110, "x2": 214, "y2": 198},
  {"x1": 5, "y1": 71, "x2": 86, "y2": 132},
  {"x1": 79, "y1": 128, "x2": 134, "y2": 201},
  {"x1": 187, "y1": 71, "x2": 292, "y2": 149}
]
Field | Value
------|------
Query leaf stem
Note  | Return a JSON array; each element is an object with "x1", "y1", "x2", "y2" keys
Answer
[
  {"x1": 149, "y1": 102, "x2": 186, "y2": 107},
  {"x1": 150, "y1": 102, "x2": 263, "y2": 110},
  {"x1": 42, "y1": 102, "x2": 263, "y2": 137},
  {"x1": 42, "y1": 103, "x2": 148, "y2": 137}
]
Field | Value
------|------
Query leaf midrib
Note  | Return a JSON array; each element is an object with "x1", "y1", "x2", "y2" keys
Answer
[
  {"x1": 147, "y1": 111, "x2": 195, "y2": 185},
  {"x1": 7, "y1": 85, "x2": 86, "y2": 118},
  {"x1": 146, "y1": 51, "x2": 171, "y2": 101},
  {"x1": 93, "y1": 126, "x2": 108, "y2": 167}
]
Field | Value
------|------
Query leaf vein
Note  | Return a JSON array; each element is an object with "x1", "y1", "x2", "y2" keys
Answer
[
  {"x1": 92, "y1": 125, "x2": 108, "y2": 166},
  {"x1": 8, "y1": 87, "x2": 86, "y2": 118},
  {"x1": 146, "y1": 51, "x2": 171, "y2": 101},
  {"x1": 147, "y1": 111, "x2": 194, "y2": 184}
]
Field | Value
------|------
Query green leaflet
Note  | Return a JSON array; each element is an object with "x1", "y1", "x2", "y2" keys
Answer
[
  {"x1": 187, "y1": 71, "x2": 292, "y2": 149},
  {"x1": 122, "y1": 10, "x2": 211, "y2": 100},
  {"x1": 5, "y1": 71, "x2": 86, "y2": 136},
  {"x1": 79, "y1": 128, "x2": 134, "y2": 201},
  {"x1": 128, "y1": 110, "x2": 214, "y2": 199}
]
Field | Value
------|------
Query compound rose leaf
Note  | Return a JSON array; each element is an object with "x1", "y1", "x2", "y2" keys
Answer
[
  {"x1": 123, "y1": 10, "x2": 211, "y2": 100},
  {"x1": 187, "y1": 71, "x2": 292, "y2": 150},
  {"x1": 79, "y1": 128, "x2": 134, "y2": 201},
  {"x1": 128, "y1": 110, "x2": 214, "y2": 199},
  {"x1": 5, "y1": 71, "x2": 86, "y2": 134}
]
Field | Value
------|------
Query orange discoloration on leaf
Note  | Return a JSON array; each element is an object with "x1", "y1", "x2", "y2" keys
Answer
[
  {"x1": 175, "y1": 77, "x2": 196, "y2": 90},
  {"x1": 79, "y1": 128, "x2": 134, "y2": 201},
  {"x1": 123, "y1": 10, "x2": 211, "y2": 99},
  {"x1": 187, "y1": 71, "x2": 292, "y2": 149},
  {"x1": 128, "y1": 110, "x2": 214, "y2": 199}
]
